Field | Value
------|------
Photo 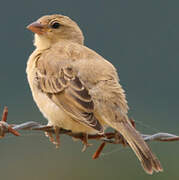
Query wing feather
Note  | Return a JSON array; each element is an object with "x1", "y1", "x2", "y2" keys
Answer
[{"x1": 36, "y1": 63, "x2": 103, "y2": 133}]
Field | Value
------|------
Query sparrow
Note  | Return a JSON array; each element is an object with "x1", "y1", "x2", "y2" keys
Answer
[{"x1": 26, "y1": 14, "x2": 163, "y2": 174}]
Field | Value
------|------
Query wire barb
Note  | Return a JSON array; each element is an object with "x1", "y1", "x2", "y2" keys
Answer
[{"x1": 0, "y1": 107, "x2": 179, "y2": 159}]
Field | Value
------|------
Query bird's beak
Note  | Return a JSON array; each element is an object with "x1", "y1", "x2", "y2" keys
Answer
[{"x1": 26, "y1": 21, "x2": 45, "y2": 35}]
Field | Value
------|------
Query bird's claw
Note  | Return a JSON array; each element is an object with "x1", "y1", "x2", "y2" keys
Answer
[
  {"x1": 54, "y1": 126, "x2": 60, "y2": 148},
  {"x1": 45, "y1": 131, "x2": 55, "y2": 143},
  {"x1": 114, "y1": 131, "x2": 127, "y2": 146},
  {"x1": 81, "y1": 133, "x2": 92, "y2": 152},
  {"x1": 82, "y1": 142, "x2": 92, "y2": 152},
  {"x1": 45, "y1": 126, "x2": 60, "y2": 148}
]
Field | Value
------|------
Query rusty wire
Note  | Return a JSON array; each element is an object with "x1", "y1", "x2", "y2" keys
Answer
[{"x1": 0, "y1": 106, "x2": 179, "y2": 159}]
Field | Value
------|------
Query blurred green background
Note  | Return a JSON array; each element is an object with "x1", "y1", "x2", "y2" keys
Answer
[{"x1": 0, "y1": 0, "x2": 179, "y2": 179}]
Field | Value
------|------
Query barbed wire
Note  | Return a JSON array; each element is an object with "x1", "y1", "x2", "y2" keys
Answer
[{"x1": 0, "y1": 106, "x2": 179, "y2": 159}]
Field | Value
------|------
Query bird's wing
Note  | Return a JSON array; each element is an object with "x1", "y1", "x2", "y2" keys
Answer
[{"x1": 35, "y1": 56, "x2": 103, "y2": 133}]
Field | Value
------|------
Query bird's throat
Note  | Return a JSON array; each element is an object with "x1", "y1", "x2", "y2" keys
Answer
[{"x1": 34, "y1": 34, "x2": 52, "y2": 50}]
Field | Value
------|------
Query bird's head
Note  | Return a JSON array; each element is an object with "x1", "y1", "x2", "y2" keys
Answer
[{"x1": 27, "y1": 14, "x2": 84, "y2": 49}]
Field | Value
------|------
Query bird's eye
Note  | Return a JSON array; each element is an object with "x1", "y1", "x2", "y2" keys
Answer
[{"x1": 51, "y1": 22, "x2": 61, "y2": 29}]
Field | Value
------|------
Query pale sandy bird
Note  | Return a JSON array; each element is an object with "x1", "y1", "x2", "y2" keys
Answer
[{"x1": 26, "y1": 14, "x2": 163, "y2": 174}]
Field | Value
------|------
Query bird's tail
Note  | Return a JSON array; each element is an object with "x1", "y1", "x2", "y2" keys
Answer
[{"x1": 112, "y1": 117, "x2": 163, "y2": 174}]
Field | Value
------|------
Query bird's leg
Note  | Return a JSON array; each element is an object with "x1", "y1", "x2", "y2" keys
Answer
[
  {"x1": 44, "y1": 121, "x2": 56, "y2": 144},
  {"x1": 45, "y1": 131, "x2": 55, "y2": 144},
  {"x1": 114, "y1": 130, "x2": 127, "y2": 146},
  {"x1": 44, "y1": 123, "x2": 60, "y2": 148},
  {"x1": 54, "y1": 126, "x2": 60, "y2": 148},
  {"x1": 81, "y1": 133, "x2": 92, "y2": 152}
]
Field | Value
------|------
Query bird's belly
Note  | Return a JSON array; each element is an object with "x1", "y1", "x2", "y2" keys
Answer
[
  {"x1": 32, "y1": 88, "x2": 97, "y2": 134},
  {"x1": 33, "y1": 90, "x2": 67, "y2": 126},
  {"x1": 27, "y1": 65, "x2": 98, "y2": 134}
]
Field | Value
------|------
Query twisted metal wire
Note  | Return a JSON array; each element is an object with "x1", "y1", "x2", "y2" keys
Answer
[{"x1": 0, "y1": 106, "x2": 179, "y2": 159}]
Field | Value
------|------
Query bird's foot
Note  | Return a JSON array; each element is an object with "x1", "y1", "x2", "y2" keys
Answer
[
  {"x1": 114, "y1": 130, "x2": 127, "y2": 146},
  {"x1": 45, "y1": 131, "x2": 55, "y2": 143},
  {"x1": 45, "y1": 126, "x2": 60, "y2": 148},
  {"x1": 81, "y1": 133, "x2": 92, "y2": 152},
  {"x1": 54, "y1": 126, "x2": 60, "y2": 148}
]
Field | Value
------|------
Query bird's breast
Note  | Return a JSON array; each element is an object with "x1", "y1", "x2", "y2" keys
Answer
[
  {"x1": 27, "y1": 65, "x2": 96, "y2": 134},
  {"x1": 26, "y1": 51, "x2": 101, "y2": 134},
  {"x1": 27, "y1": 64, "x2": 68, "y2": 126}
]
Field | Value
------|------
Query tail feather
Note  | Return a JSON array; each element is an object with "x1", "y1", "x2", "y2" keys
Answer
[{"x1": 113, "y1": 119, "x2": 163, "y2": 174}]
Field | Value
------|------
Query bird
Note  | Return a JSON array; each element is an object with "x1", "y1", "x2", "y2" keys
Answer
[{"x1": 26, "y1": 14, "x2": 163, "y2": 174}]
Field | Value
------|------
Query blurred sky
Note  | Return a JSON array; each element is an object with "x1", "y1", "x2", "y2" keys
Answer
[{"x1": 0, "y1": 0, "x2": 179, "y2": 180}]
